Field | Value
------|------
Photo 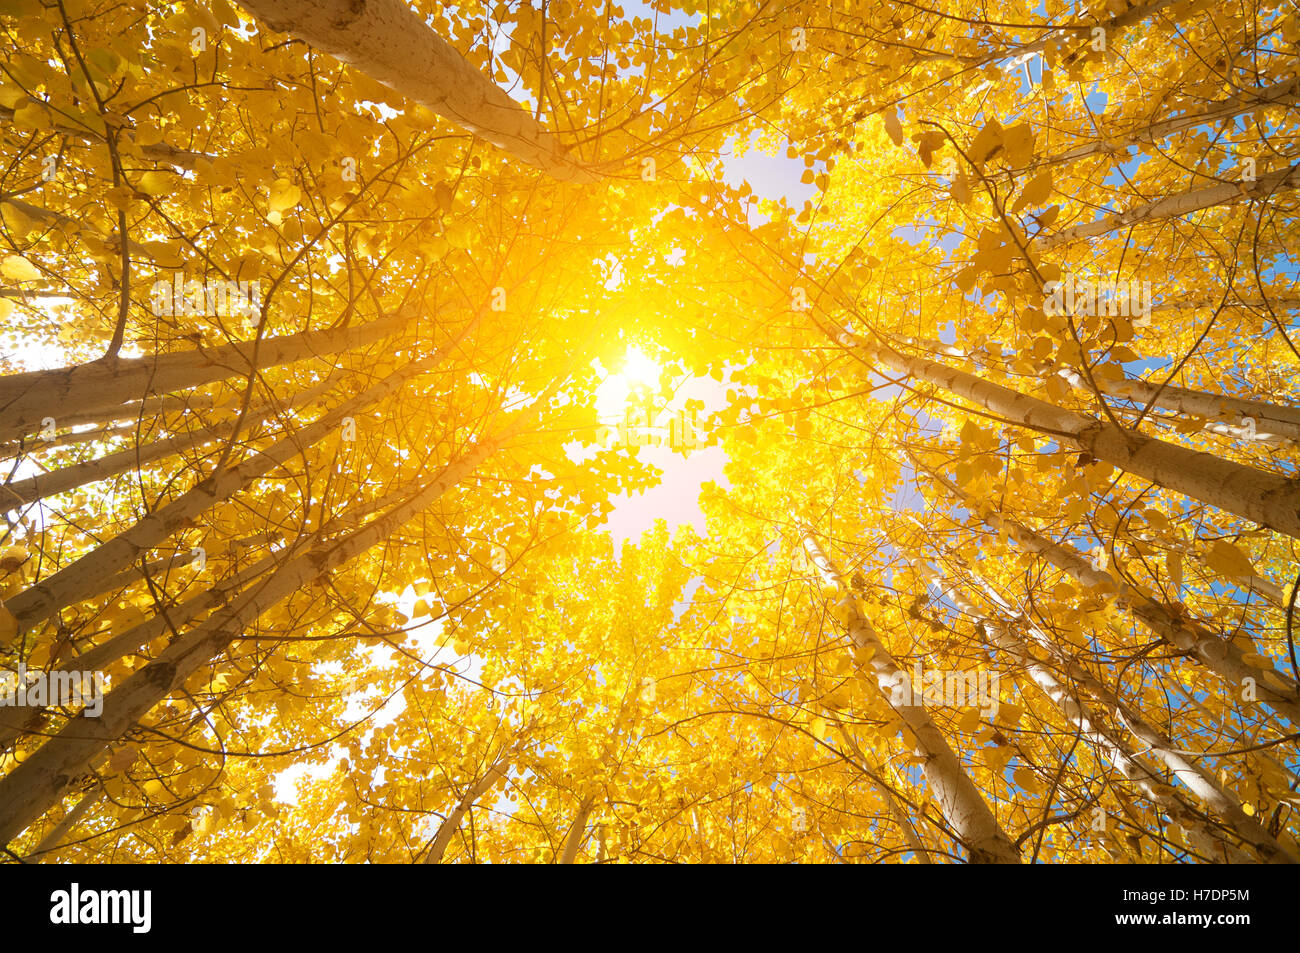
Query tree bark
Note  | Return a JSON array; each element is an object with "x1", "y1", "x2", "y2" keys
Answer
[
  {"x1": 558, "y1": 796, "x2": 595, "y2": 864},
  {"x1": 235, "y1": 0, "x2": 596, "y2": 182},
  {"x1": 1009, "y1": 75, "x2": 1300, "y2": 178},
  {"x1": 899, "y1": 336, "x2": 1300, "y2": 444},
  {"x1": 0, "y1": 196, "x2": 149, "y2": 257},
  {"x1": 14, "y1": 392, "x2": 221, "y2": 435},
  {"x1": 0, "y1": 315, "x2": 403, "y2": 443},
  {"x1": 0, "y1": 508, "x2": 391, "y2": 752},
  {"x1": 422, "y1": 751, "x2": 514, "y2": 864},
  {"x1": 1034, "y1": 164, "x2": 1300, "y2": 251},
  {"x1": 0, "y1": 418, "x2": 515, "y2": 848},
  {"x1": 868, "y1": 337, "x2": 1300, "y2": 540},
  {"x1": 802, "y1": 533, "x2": 1021, "y2": 863},
  {"x1": 2, "y1": 371, "x2": 346, "y2": 507},
  {"x1": 24, "y1": 788, "x2": 101, "y2": 861},
  {"x1": 2, "y1": 357, "x2": 435, "y2": 638},
  {"x1": 1151, "y1": 296, "x2": 1300, "y2": 314},
  {"x1": 1055, "y1": 368, "x2": 1300, "y2": 444},
  {"x1": 930, "y1": 568, "x2": 1294, "y2": 863},
  {"x1": 834, "y1": 723, "x2": 934, "y2": 862},
  {"x1": 0, "y1": 104, "x2": 211, "y2": 170},
  {"x1": 917, "y1": 461, "x2": 1300, "y2": 727}
]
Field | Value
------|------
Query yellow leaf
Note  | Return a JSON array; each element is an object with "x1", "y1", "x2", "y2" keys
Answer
[
  {"x1": 882, "y1": 108, "x2": 903, "y2": 147},
  {"x1": 957, "y1": 707, "x2": 982, "y2": 733},
  {"x1": 968, "y1": 119, "x2": 1004, "y2": 166},
  {"x1": 211, "y1": 0, "x2": 241, "y2": 27},
  {"x1": 11, "y1": 101, "x2": 47, "y2": 128},
  {"x1": 141, "y1": 240, "x2": 184, "y2": 267},
  {"x1": 1263, "y1": 670, "x2": 1292, "y2": 691},
  {"x1": 953, "y1": 264, "x2": 978, "y2": 292},
  {"x1": 1162, "y1": 551, "x2": 1183, "y2": 591},
  {"x1": 137, "y1": 171, "x2": 175, "y2": 196},
  {"x1": 0, "y1": 545, "x2": 28, "y2": 572},
  {"x1": 1001, "y1": 123, "x2": 1036, "y2": 168},
  {"x1": 0, "y1": 606, "x2": 16, "y2": 647},
  {"x1": 0, "y1": 202, "x2": 36, "y2": 236},
  {"x1": 1204, "y1": 540, "x2": 1257, "y2": 580},
  {"x1": 824, "y1": 690, "x2": 850, "y2": 710},
  {"x1": 1012, "y1": 171, "x2": 1053, "y2": 213},
  {"x1": 269, "y1": 178, "x2": 301, "y2": 212},
  {"x1": 0, "y1": 255, "x2": 41, "y2": 281},
  {"x1": 986, "y1": 745, "x2": 1013, "y2": 773},
  {"x1": 134, "y1": 125, "x2": 165, "y2": 147},
  {"x1": 1035, "y1": 204, "x2": 1061, "y2": 228},
  {"x1": 950, "y1": 172, "x2": 971, "y2": 205}
]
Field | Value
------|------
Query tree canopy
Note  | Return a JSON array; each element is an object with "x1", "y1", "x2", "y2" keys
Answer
[{"x1": 1, "y1": 0, "x2": 1298, "y2": 864}]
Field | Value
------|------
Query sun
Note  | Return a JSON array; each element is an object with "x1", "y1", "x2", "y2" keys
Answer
[
  {"x1": 596, "y1": 345, "x2": 662, "y2": 417},
  {"x1": 618, "y1": 345, "x2": 661, "y2": 389}
]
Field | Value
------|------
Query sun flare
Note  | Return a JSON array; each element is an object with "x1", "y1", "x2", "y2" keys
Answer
[
  {"x1": 618, "y1": 345, "x2": 661, "y2": 389},
  {"x1": 596, "y1": 345, "x2": 663, "y2": 416}
]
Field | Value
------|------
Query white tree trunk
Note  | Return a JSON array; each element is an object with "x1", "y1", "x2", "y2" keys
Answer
[
  {"x1": 834, "y1": 723, "x2": 934, "y2": 862},
  {"x1": 0, "y1": 104, "x2": 210, "y2": 170},
  {"x1": 0, "y1": 502, "x2": 396, "y2": 753},
  {"x1": 24, "y1": 788, "x2": 102, "y2": 861},
  {"x1": 1151, "y1": 296, "x2": 1300, "y2": 314},
  {"x1": 918, "y1": 463, "x2": 1300, "y2": 727},
  {"x1": 0, "y1": 317, "x2": 402, "y2": 443},
  {"x1": 558, "y1": 797, "x2": 595, "y2": 864},
  {"x1": 802, "y1": 533, "x2": 1021, "y2": 863},
  {"x1": 2, "y1": 372, "x2": 345, "y2": 507},
  {"x1": 1055, "y1": 368, "x2": 1300, "y2": 444},
  {"x1": 0, "y1": 418, "x2": 516, "y2": 847},
  {"x1": 422, "y1": 751, "x2": 513, "y2": 864},
  {"x1": 1034, "y1": 164, "x2": 1300, "y2": 251},
  {"x1": 3, "y1": 358, "x2": 433, "y2": 637},
  {"x1": 868, "y1": 338, "x2": 1300, "y2": 540},
  {"x1": 930, "y1": 568, "x2": 1294, "y2": 863},
  {"x1": 236, "y1": 0, "x2": 595, "y2": 182},
  {"x1": 1012, "y1": 75, "x2": 1300, "y2": 177},
  {"x1": 897, "y1": 336, "x2": 1300, "y2": 445}
]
